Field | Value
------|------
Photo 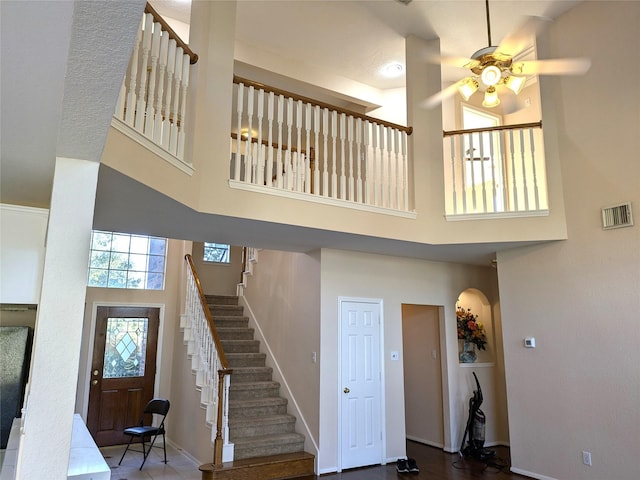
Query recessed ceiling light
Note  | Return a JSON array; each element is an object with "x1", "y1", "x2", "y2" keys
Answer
[{"x1": 382, "y1": 63, "x2": 404, "y2": 78}]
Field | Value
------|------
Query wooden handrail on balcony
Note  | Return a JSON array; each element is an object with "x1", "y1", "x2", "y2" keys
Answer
[
  {"x1": 234, "y1": 75, "x2": 413, "y2": 135},
  {"x1": 443, "y1": 121, "x2": 542, "y2": 137},
  {"x1": 184, "y1": 254, "x2": 231, "y2": 465},
  {"x1": 144, "y1": 2, "x2": 198, "y2": 64}
]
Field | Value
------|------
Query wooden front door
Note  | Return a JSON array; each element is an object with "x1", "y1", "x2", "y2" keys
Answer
[{"x1": 87, "y1": 306, "x2": 159, "y2": 446}]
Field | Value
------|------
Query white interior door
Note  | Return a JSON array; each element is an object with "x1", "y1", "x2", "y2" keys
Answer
[{"x1": 340, "y1": 298, "x2": 382, "y2": 469}]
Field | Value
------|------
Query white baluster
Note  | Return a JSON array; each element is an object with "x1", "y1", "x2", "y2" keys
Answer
[
  {"x1": 125, "y1": 27, "x2": 142, "y2": 126},
  {"x1": 489, "y1": 131, "x2": 498, "y2": 212},
  {"x1": 509, "y1": 130, "x2": 518, "y2": 211},
  {"x1": 244, "y1": 85, "x2": 254, "y2": 183},
  {"x1": 305, "y1": 103, "x2": 312, "y2": 193},
  {"x1": 322, "y1": 108, "x2": 329, "y2": 196},
  {"x1": 135, "y1": 13, "x2": 153, "y2": 132},
  {"x1": 162, "y1": 39, "x2": 176, "y2": 150},
  {"x1": 519, "y1": 129, "x2": 529, "y2": 211},
  {"x1": 339, "y1": 113, "x2": 346, "y2": 199},
  {"x1": 363, "y1": 120, "x2": 370, "y2": 205},
  {"x1": 386, "y1": 126, "x2": 393, "y2": 209},
  {"x1": 276, "y1": 95, "x2": 284, "y2": 189},
  {"x1": 529, "y1": 128, "x2": 540, "y2": 210},
  {"x1": 115, "y1": 82, "x2": 126, "y2": 120},
  {"x1": 169, "y1": 46, "x2": 183, "y2": 155},
  {"x1": 401, "y1": 131, "x2": 408, "y2": 211},
  {"x1": 295, "y1": 100, "x2": 303, "y2": 191},
  {"x1": 331, "y1": 110, "x2": 338, "y2": 198},
  {"x1": 256, "y1": 89, "x2": 265, "y2": 185},
  {"x1": 499, "y1": 131, "x2": 508, "y2": 212},
  {"x1": 267, "y1": 92, "x2": 275, "y2": 186},
  {"x1": 177, "y1": 54, "x2": 190, "y2": 161},
  {"x1": 478, "y1": 131, "x2": 488, "y2": 213},
  {"x1": 348, "y1": 116, "x2": 354, "y2": 201},
  {"x1": 394, "y1": 129, "x2": 401, "y2": 210},
  {"x1": 153, "y1": 32, "x2": 169, "y2": 144},
  {"x1": 144, "y1": 22, "x2": 161, "y2": 138},
  {"x1": 234, "y1": 83, "x2": 244, "y2": 181},
  {"x1": 285, "y1": 98, "x2": 293, "y2": 190},
  {"x1": 371, "y1": 123, "x2": 378, "y2": 206},
  {"x1": 378, "y1": 124, "x2": 386, "y2": 207},
  {"x1": 355, "y1": 118, "x2": 362, "y2": 203},
  {"x1": 313, "y1": 106, "x2": 320, "y2": 195}
]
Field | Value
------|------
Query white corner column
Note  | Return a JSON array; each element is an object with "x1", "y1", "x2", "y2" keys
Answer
[{"x1": 15, "y1": 157, "x2": 99, "y2": 480}]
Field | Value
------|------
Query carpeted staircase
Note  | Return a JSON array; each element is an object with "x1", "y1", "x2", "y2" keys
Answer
[{"x1": 203, "y1": 295, "x2": 314, "y2": 479}]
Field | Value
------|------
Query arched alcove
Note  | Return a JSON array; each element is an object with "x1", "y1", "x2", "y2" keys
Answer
[{"x1": 456, "y1": 288, "x2": 494, "y2": 365}]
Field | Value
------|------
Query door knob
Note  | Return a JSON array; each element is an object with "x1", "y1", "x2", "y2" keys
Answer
[
  {"x1": 91, "y1": 379, "x2": 98, "y2": 386},
  {"x1": 93, "y1": 370, "x2": 99, "y2": 376},
  {"x1": 343, "y1": 387, "x2": 350, "y2": 394}
]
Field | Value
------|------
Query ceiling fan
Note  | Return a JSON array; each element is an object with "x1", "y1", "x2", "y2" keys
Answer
[{"x1": 425, "y1": 0, "x2": 591, "y2": 109}]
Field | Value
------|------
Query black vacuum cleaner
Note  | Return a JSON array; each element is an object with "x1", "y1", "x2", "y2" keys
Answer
[{"x1": 459, "y1": 372, "x2": 496, "y2": 461}]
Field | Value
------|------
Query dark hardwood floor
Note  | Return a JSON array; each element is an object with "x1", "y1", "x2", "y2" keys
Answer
[{"x1": 317, "y1": 440, "x2": 524, "y2": 480}]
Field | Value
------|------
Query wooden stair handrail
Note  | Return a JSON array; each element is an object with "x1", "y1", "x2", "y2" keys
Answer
[
  {"x1": 443, "y1": 121, "x2": 542, "y2": 137},
  {"x1": 234, "y1": 75, "x2": 413, "y2": 135},
  {"x1": 145, "y1": 2, "x2": 198, "y2": 64}
]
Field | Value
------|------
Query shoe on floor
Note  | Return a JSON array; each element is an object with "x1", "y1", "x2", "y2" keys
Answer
[
  {"x1": 396, "y1": 458, "x2": 409, "y2": 473},
  {"x1": 407, "y1": 457, "x2": 419, "y2": 473}
]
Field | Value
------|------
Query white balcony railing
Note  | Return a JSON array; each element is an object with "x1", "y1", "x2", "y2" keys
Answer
[
  {"x1": 230, "y1": 76, "x2": 414, "y2": 214},
  {"x1": 443, "y1": 122, "x2": 548, "y2": 218},
  {"x1": 114, "y1": 3, "x2": 197, "y2": 162}
]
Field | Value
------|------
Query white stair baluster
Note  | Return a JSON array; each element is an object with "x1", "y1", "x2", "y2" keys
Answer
[
  {"x1": 125, "y1": 27, "x2": 142, "y2": 126},
  {"x1": 401, "y1": 131, "x2": 408, "y2": 211},
  {"x1": 356, "y1": 118, "x2": 363, "y2": 203},
  {"x1": 363, "y1": 120, "x2": 370, "y2": 206},
  {"x1": 256, "y1": 89, "x2": 265, "y2": 185},
  {"x1": 509, "y1": 130, "x2": 518, "y2": 211},
  {"x1": 276, "y1": 95, "x2": 284, "y2": 189},
  {"x1": 371, "y1": 123, "x2": 378, "y2": 206},
  {"x1": 244, "y1": 85, "x2": 254, "y2": 183},
  {"x1": 478, "y1": 130, "x2": 488, "y2": 213},
  {"x1": 234, "y1": 83, "x2": 244, "y2": 181},
  {"x1": 169, "y1": 46, "x2": 184, "y2": 156},
  {"x1": 162, "y1": 39, "x2": 177, "y2": 150},
  {"x1": 177, "y1": 54, "x2": 190, "y2": 160},
  {"x1": 295, "y1": 100, "x2": 303, "y2": 191},
  {"x1": 285, "y1": 98, "x2": 293, "y2": 190},
  {"x1": 153, "y1": 32, "x2": 169, "y2": 144},
  {"x1": 386, "y1": 126, "x2": 393, "y2": 209},
  {"x1": 305, "y1": 103, "x2": 312, "y2": 194},
  {"x1": 394, "y1": 129, "x2": 401, "y2": 210},
  {"x1": 339, "y1": 113, "x2": 346, "y2": 199},
  {"x1": 322, "y1": 108, "x2": 329, "y2": 196},
  {"x1": 134, "y1": 13, "x2": 153, "y2": 132},
  {"x1": 266, "y1": 92, "x2": 275, "y2": 186},
  {"x1": 313, "y1": 106, "x2": 320, "y2": 195},
  {"x1": 529, "y1": 128, "x2": 540, "y2": 210},
  {"x1": 144, "y1": 21, "x2": 161, "y2": 138},
  {"x1": 331, "y1": 110, "x2": 338, "y2": 198},
  {"x1": 348, "y1": 116, "x2": 354, "y2": 201},
  {"x1": 519, "y1": 129, "x2": 529, "y2": 211}
]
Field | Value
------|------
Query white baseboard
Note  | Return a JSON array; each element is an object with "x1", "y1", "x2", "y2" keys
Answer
[
  {"x1": 510, "y1": 467, "x2": 558, "y2": 480},
  {"x1": 406, "y1": 435, "x2": 444, "y2": 449}
]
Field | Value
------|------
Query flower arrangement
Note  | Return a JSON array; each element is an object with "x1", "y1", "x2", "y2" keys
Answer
[{"x1": 456, "y1": 306, "x2": 487, "y2": 350}]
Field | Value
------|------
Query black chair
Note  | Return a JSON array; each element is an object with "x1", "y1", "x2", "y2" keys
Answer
[{"x1": 118, "y1": 398, "x2": 170, "y2": 470}]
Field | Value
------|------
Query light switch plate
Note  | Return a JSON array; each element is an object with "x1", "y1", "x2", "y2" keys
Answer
[{"x1": 524, "y1": 337, "x2": 536, "y2": 348}]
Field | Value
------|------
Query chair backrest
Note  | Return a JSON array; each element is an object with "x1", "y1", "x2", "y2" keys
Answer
[{"x1": 144, "y1": 398, "x2": 170, "y2": 417}]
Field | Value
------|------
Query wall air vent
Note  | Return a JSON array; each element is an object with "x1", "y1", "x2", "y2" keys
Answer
[{"x1": 601, "y1": 202, "x2": 633, "y2": 230}]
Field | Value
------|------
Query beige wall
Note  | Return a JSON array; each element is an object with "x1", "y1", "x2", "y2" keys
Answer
[
  {"x1": 498, "y1": 2, "x2": 640, "y2": 479},
  {"x1": 318, "y1": 248, "x2": 505, "y2": 472},
  {"x1": 191, "y1": 243, "x2": 243, "y2": 296},
  {"x1": 242, "y1": 249, "x2": 321, "y2": 456}
]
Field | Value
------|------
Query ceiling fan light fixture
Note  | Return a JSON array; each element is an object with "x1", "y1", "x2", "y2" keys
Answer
[
  {"x1": 480, "y1": 64, "x2": 501, "y2": 86},
  {"x1": 482, "y1": 86, "x2": 500, "y2": 108},
  {"x1": 458, "y1": 78, "x2": 479, "y2": 101},
  {"x1": 505, "y1": 75, "x2": 526, "y2": 94}
]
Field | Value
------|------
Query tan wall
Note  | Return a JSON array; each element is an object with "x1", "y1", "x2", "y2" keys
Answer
[
  {"x1": 191, "y1": 243, "x2": 243, "y2": 296},
  {"x1": 242, "y1": 249, "x2": 321, "y2": 455},
  {"x1": 497, "y1": 2, "x2": 640, "y2": 479},
  {"x1": 318, "y1": 248, "x2": 505, "y2": 472}
]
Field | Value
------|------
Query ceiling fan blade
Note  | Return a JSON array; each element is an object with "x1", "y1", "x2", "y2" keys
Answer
[
  {"x1": 427, "y1": 54, "x2": 478, "y2": 69},
  {"x1": 512, "y1": 58, "x2": 591, "y2": 76},
  {"x1": 497, "y1": 16, "x2": 549, "y2": 57},
  {"x1": 422, "y1": 80, "x2": 465, "y2": 109}
]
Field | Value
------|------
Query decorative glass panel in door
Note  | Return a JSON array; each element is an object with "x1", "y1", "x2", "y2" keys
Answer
[{"x1": 103, "y1": 317, "x2": 149, "y2": 378}]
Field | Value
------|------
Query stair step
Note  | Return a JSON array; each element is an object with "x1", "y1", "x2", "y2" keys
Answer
[
  {"x1": 231, "y1": 367, "x2": 273, "y2": 383},
  {"x1": 220, "y1": 339, "x2": 260, "y2": 353},
  {"x1": 229, "y1": 397, "x2": 288, "y2": 418},
  {"x1": 229, "y1": 381, "x2": 280, "y2": 400},
  {"x1": 216, "y1": 327, "x2": 255, "y2": 341},
  {"x1": 226, "y1": 352, "x2": 266, "y2": 368},
  {"x1": 210, "y1": 305, "x2": 244, "y2": 316},
  {"x1": 232, "y1": 433, "x2": 306, "y2": 460},
  {"x1": 213, "y1": 316, "x2": 249, "y2": 329},
  {"x1": 229, "y1": 413, "x2": 296, "y2": 438},
  {"x1": 205, "y1": 295, "x2": 238, "y2": 306},
  {"x1": 200, "y1": 451, "x2": 314, "y2": 480}
]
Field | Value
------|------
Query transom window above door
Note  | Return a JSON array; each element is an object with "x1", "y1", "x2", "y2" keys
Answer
[{"x1": 87, "y1": 230, "x2": 167, "y2": 290}]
